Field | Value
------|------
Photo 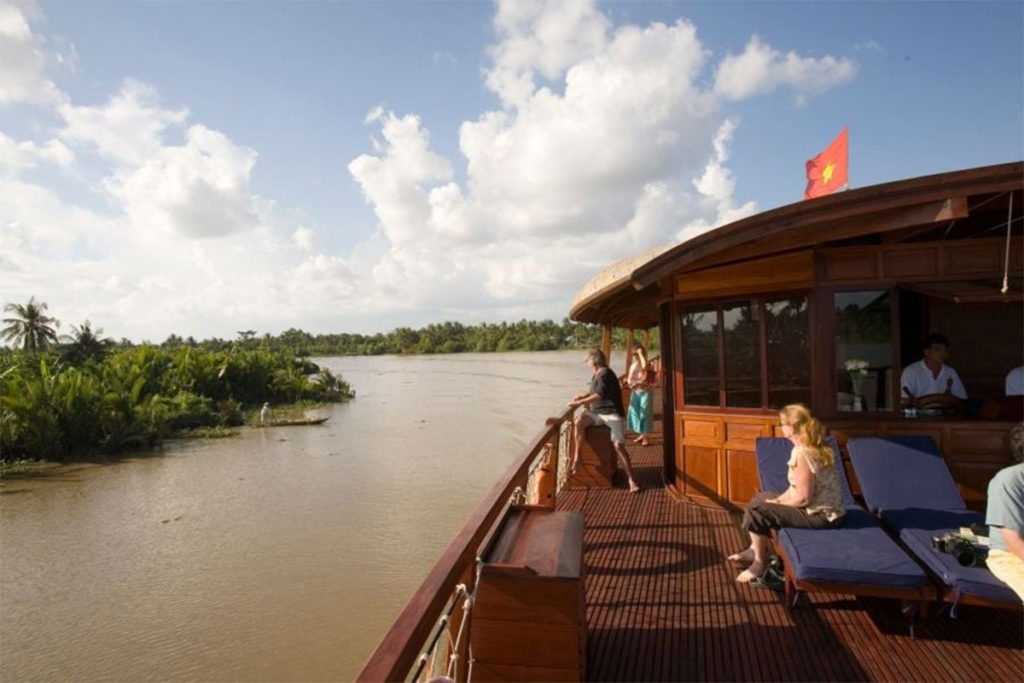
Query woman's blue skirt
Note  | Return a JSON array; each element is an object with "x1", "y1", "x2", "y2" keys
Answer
[{"x1": 627, "y1": 389, "x2": 652, "y2": 434}]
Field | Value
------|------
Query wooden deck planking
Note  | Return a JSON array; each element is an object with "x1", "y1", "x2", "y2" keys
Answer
[{"x1": 556, "y1": 441, "x2": 1024, "y2": 682}]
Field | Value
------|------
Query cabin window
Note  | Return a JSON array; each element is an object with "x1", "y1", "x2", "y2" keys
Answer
[
  {"x1": 723, "y1": 301, "x2": 761, "y2": 407},
  {"x1": 681, "y1": 295, "x2": 810, "y2": 408},
  {"x1": 681, "y1": 307, "x2": 719, "y2": 406},
  {"x1": 835, "y1": 290, "x2": 893, "y2": 412},
  {"x1": 765, "y1": 297, "x2": 811, "y2": 407}
]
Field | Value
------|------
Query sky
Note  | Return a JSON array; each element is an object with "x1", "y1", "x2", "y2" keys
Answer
[{"x1": 1, "y1": 0, "x2": 1021, "y2": 344}]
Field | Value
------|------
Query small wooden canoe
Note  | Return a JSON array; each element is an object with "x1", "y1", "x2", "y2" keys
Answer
[{"x1": 254, "y1": 416, "x2": 329, "y2": 427}]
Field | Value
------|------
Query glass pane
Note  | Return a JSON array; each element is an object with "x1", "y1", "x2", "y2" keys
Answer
[
  {"x1": 765, "y1": 297, "x2": 810, "y2": 408},
  {"x1": 723, "y1": 301, "x2": 761, "y2": 407},
  {"x1": 681, "y1": 306, "x2": 719, "y2": 406},
  {"x1": 835, "y1": 290, "x2": 893, "y2": 412}
]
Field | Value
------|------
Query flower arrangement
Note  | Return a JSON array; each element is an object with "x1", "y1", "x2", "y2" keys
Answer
[
  {"x1": 844, "y1": 358, "x2": 869, "y2": 397},
  {"x1": 844, "y1": 358, "x2": 869, "y2": 373}
]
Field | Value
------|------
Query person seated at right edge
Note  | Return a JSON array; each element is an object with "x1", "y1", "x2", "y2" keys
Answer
[
  {"x1": 985, "y1": 422, "x2": 1024, "y2": 602},
  {"x1": 730, "y1": 404, "x2": 845, "y2": 584},
  {"x1": 900, "y1": 333, "x2": 967, "y2": 410}
]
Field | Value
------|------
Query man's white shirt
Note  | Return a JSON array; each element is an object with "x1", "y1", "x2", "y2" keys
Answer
[
  {"x1": 1006, "y1": 365, "x2": 1024, "y2": 396},
  {"x1": 900, "y1": 359, "x2": 967, "y2": 399}
]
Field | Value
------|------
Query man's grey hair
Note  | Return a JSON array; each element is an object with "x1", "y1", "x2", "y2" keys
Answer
[
  {"x1": 586, "y1": 349, "x2": 606, "y2": 367},
  {"x1": 1011, "y1": 422, "x2": 1024, "y2": 464}
]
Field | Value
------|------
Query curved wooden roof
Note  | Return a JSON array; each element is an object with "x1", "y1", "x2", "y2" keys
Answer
[{"x1": 570, "y1": 161, "x2": 1023, "y2": 328}]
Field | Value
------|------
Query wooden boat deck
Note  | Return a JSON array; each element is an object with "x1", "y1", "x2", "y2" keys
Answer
[{"x1": 555, "y1": 442, "x2": 1024, "y2": 682}]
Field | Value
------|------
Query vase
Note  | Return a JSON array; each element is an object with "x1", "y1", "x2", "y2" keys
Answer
[{"x1": 852, "y1": 394, "x2": 863, "y2": 411}]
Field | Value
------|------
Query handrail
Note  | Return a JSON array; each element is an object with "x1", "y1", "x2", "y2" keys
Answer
[{"x1": 357, "y1": 404, "x2": 577, "y2": 682}]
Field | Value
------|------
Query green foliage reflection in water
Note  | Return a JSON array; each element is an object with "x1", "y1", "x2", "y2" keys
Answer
[{"x1": 0, "y1": 346, "x2": 353, "y2": 463}]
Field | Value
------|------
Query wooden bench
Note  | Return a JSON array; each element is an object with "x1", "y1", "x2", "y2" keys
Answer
[
  {"x1": 568, "y1": 424, "x2": 617, "y2": 488},
  {"x1": 472, "y1": 505, "x2": 586, "y2": 682}
]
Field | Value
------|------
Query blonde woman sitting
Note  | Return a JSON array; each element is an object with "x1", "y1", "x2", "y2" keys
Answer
[{"x1": 730, "y1": 404, "x2": 846, "y2": 583}]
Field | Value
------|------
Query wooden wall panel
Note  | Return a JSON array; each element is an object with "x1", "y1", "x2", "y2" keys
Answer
[
  {"x1": 681, "y1": 418, "x2": 721, "y2": 441},
  {"x1": 677, "y1": 414, "x2": 1018, "y2": 512},
  {"x1": 675, "y1": 250, "x2": 813, "y2": 300},
  {"x1": 884, "y1": 249, "x2": 938, "y2": 278},
  {"x1": 950, "y1": 429, "x2": 1009, "y2": 459},
  {"x1": 724, "y1": 421, "x2": 768, "y2": 445},
  {"x1": 945, "y1": 243, "x2": 1003, "y2": 274},
  {"x1": 952, "y1": 464, "x2": 1005, "y2": 510},
  {"x1": 820, "y1": 237, "x2": 1021, "y2": 286},
  {"x1": 823, "y1": 250, "x2": 878, "y2": 281},
  {"x1": 682, "y1": 445, "x2": 718, "y2": 488},
  {"x1": 726, "y1": 449, "x2": 760, "y2": 503}
]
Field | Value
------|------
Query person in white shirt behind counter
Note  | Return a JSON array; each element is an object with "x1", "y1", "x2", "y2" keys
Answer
[
  {"x1": 1006, "y1": 365, "x2": 1024, "y2": 397},
  {"x1": 900, "y1": 333, "x2": 967, "y2": 409}
]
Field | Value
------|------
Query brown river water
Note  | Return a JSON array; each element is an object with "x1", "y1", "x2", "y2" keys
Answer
[{"x1": 0, "y1": 350, "x2": 631, "y2": 682}]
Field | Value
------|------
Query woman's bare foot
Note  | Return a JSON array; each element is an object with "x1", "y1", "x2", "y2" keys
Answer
[
  {"x1": 633, "y1": 436, "x2": 645, "y2": 444},
  {"x1": 640, "y1": 437, "x2": 650, "y2": 446},
  {"x1": 628, "y1": 480, "x2": 641, "y2": 493},
  {"x1": 736, "y1": 561, "x2": 766, "y2": 583},
  {"x1": 727, "y1": 548, "x2": 755, "y2": 564}
]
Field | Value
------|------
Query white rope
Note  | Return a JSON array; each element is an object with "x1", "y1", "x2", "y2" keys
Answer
[
  {"x1": 445, "y1": 584, "x2": 474, "y2": 679},
  {"x1": 1002, "y1": 192, "x2": 1014, "y2": 294},
  {"x1": 510, "y1": 485, "x2": 525, "y2": 505}
]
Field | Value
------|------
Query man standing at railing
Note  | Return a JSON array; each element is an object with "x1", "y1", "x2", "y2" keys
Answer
[{"x1": 568, "y1": 349, "x2": 640, "y2": 493}]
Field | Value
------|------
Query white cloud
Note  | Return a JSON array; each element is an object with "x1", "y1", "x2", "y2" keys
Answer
[
  {"x1": 714, "y1": 35, "x2": 857, "y2": 101},
  {"x1": 104, "y1": 124, "x2": 259, "y2": 240},
  {"x1": 58, "y1": 79, "x2": 188, "y2": 166},
  {"x1": 349, "y1": 1, "x2": 813, "y2": 314},
  {"x1": 486, "y1": 0, "x2": 610, "y2": 106},
  {"x1": 0, "y1": 131, "x2": 74, "y2": 171},
  {"x1": 0, "y1": 0, "x2": 64, "y2": 104},
  {"x1": 293, "y1": 226, "x2": 315, "y2": 250},
  {"x1": 1, "y1": 0, "x2": 859, "y2": 341}
]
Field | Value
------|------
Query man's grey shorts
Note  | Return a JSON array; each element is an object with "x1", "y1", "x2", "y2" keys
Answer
[{"x1": 584, "y1": 411, "x2": 625, "y2": 444}]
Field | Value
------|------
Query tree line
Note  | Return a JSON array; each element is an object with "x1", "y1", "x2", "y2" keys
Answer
[
  {"x1": 1, "y1": 298, "x2": 353, "y2": 462},
  {"x1": 217, "y1": 319, "x2": 652, "y2": 356},
  {"x1": 1, "y1": 297, "x2": 657, "y2": 462}
]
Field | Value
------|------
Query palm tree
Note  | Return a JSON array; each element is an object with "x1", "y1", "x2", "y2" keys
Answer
[
  {"x1": 61, "y1": 320, "x2": 111, "y2": 365},
  {"x1": 2, "y1": 297, "x2": 60, "y2": 352}
]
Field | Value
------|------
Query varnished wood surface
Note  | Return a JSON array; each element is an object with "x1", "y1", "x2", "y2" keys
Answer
[
  {"x1": 676, "y1": 412, "x2": 1019, "y2": 510},
  {"x1": 557, "y1": 442, "x2": 1024, "y2": 682}
]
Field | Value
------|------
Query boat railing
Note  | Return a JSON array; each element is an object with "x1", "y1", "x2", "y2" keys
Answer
[{"x1": 357, "y1": 404, "x2": 578, "y2": 682}]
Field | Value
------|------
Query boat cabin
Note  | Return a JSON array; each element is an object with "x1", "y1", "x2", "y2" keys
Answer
[{"x1": 570, "y1": 161, "x2": 1023, "y2": 511}]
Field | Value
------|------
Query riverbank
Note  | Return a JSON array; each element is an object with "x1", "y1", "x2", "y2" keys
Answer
[{"x1": 0, "y1": 400, "x2": 338, "y2": 477}]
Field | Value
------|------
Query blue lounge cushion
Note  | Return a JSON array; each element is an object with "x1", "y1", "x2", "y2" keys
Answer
[
  {"x1": 880, "y1": 507, "x2": 983, "y2": 532},
  {"x1": 776, "y1": 508, "x2": 930, "y2": 588},
  {"x1": 755, "y1": 437, "x2": 928, "y2": 590},
  {"x1": 847, "y1": 436, "x2": 966, "y2": 513},
  {"x1": 848, "y1": 437, "x2": 1020, "y2": 605},
  {"x1": 897, "y1": 526, "x2": 1019, "y2": 603},
  {"x1": 755, "y1": 436, "x2": 856, "y2": 508}
]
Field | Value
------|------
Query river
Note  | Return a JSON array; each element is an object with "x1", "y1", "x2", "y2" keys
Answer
[{"x1": 0, "y1": 350, "x2": 628, "y2": 682}]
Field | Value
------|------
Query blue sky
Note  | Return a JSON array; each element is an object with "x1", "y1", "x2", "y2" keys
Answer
[{"x1": 2, "y1": 0, "x2": 1021, "y2": 343}]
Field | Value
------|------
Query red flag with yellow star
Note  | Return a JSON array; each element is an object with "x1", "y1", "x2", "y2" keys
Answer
[{"x1": 804, "y1": 127, "x2": 848, "y2": 199}]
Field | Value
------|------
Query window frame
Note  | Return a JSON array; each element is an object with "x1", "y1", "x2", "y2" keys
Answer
[{"x1": 678, "y1": 292, "x2": 812, "y2": 412}]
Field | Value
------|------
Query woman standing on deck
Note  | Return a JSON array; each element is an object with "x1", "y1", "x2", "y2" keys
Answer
[
  {"x1": 626, "y1": 344, "x2": 653, "y2": 446},
  {"x1": 730, "y1": 404, "x2": 845, "y2": 583}
]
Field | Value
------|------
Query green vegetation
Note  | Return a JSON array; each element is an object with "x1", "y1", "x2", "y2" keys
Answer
[
  {"x1": 1, "y1": 296, "x2": 657, "y2": 463},
  {"x1": 1, "y1": 299, "x2": 355, "y2": 463},
  {"x1": 168, "y1": 319, "x2": 657, "y2": 357}
]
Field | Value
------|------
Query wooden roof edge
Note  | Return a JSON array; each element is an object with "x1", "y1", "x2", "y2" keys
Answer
[
  {"x1": 632, "y1": 160, "x2": 1023, "y2": 289},
  {"x1": 568, "y1": 245, "x2": 674, "y2": 325}
]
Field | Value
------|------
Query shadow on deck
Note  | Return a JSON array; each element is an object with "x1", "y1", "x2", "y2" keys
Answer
[{"x1": 556, "y1": 441, "x2": 1023, "y2": 682}]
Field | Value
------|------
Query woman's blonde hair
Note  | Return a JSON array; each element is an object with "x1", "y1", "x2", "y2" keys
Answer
[{"x1": 779, "y1": 404, "x2": 834, "y2": 468}]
